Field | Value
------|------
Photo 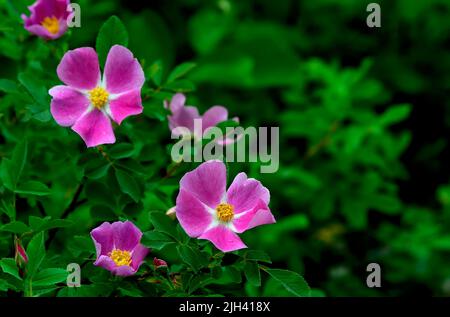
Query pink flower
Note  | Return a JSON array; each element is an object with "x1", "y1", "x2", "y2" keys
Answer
[
  {"x1": 49, "y1": 45, "x2": 145, "y2": 147},
  {"x1": 164, "y1": 93, "x2": 239, "y2": 145},
  {"x1": 90, "y1": 221, "x2": 150, "y2": 276},
  {"x1": 21, "y1": 0, "x2": 71, "y2": 40},
  {"x1": 175, "y1": 160, "x2": 276, "y2": 252}
]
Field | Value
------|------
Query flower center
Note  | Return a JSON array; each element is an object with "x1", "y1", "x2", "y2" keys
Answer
[
  {"x1": 216, "y1": 203, "x2": 234, "y2": 222},
  {"x1": 108, "y1": 249, "x2": 132, "y2": 267},
  {"x1": 89, "y1": 87, "x2": 109, "y2": 109},
  {"x1": 41, "y1": 16, "x2": 59, "y2": 35}
]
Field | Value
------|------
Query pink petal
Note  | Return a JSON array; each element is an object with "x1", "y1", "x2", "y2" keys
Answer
[
  {"x1": 90, "y1": 222, "x2": 114, "y2": 257},
  {"x1": 199, "y1": 225, "x2": 247, "y2": 252},
  {"x1": 175, "y1": 189, "x2": 213, "y2": 237},
  {"x1": 168, "y1": 106, "x2": 200, "y2": 135},
  {"x1": 202, "y1": 106, "x2": 228, "y2": 131},
  {"x1": 180, "y1": 160, "x2": 227, "y2": 208},
  {"x1": 109, "y1": 89, "x2": 143, "y2": 125},
  {"x1": 131, "y1": 244, "x2": 149, "y2": 271},
  {"x1": 111, "y1": 221, "x2": 142, "y2": 251},
  {"x1": 166, "y1": 93, "x2": 186, "y2": 113},
  {"x1": 114, "y1": 265, "x2": 136, "y2": 277},
  {"x1": 71, "y1": 109, "x2": 116, "y2": 147},
  {"x1": 23, "y1": 0, "x2": 69, "y2": 24},
  {"x1": 23, "y1": 24, "x2": 53, "y2": 40},
  {"x1": 227, "y1": 172, "x2": 270, "y2": 213},
  {"x1": 57, "y1": 47, "x2": 101, "y2": 90},
  {"x1": 232, "y1": 199, "x2": 276, "y2": 233},
  {"x1": 104, "y1": 45, "x2": 145, "y2": 94},
  {"x1": 94, "y1": 255, "x2": 117, "y2": 272},
  {"x1": 49, "y1": 85, "x2": 90, "y2": 127}
]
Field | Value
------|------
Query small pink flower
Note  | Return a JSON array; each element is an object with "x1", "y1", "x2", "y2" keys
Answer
[
  {"x1": 164, "y1": 93, "x2": 239, "y2": 145},
  {"x1": 49, "y1": 45, "x2": 145, "y2": 147},
  {"x1": 90, "y1": 221, "x2": 149, "y2": 276},
  {"x1": 175, "y1": 160, "x2": 276, "y2": 252},
  {"x1": 153, "y1": 257, "x2": 168, "y2": 269},
  {"x1": 21, "y1": 0, "x2": 71, "y2": 40}
]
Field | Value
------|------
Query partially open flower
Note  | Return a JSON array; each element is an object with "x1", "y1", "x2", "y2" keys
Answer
[
  {"x1": 21, "y1": 0, "x2": 70, "y2": 40},
  {"x1": 175, "y1": 160, "x2": 276, "y2": 252},
  {"x1": 90, "y1": 221, "x2": 149, "y2": 276},
  {"x1": 164, "y1": 93, "x2": 239, "y2": 145}
]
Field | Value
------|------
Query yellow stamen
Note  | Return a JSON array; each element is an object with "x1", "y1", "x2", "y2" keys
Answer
[
  {"x1": 109, "y1": 249, "x2": 132, "y2": 267},
  {"x1": 89, "y1": 87, "x2": 109, "y2": 109},
  {"x1": 41, "y1": 16, "x2": 59, "y2": 35},
  {"x1": 216, "y1": 203, "x2": 234, "y2": 222}
]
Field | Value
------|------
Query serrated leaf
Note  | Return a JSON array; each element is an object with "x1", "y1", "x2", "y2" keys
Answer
[
  {"x1": 176, "y1": 245, "x2": 207, "y2": 273},
  {"x1": 147, "y1": 60, "x2": 163, "y2": 86},
  {"x1": 167, "y1": 62, "x2": 196, "y2": 83},
  {"x1": 0, "y1": 221, "x2": 29, "y2": 234},
  {"x1": 108, "y1": 143, "x2": 135, "y2": 159},
  {"x1": 33, "y1": 268, "x2": 67, "y2": 287},
  {"x1": 149, "y1": 212, "x2": 178, "y2": 239},
  {"x1": 141, "y1": 231, "x2": 174, "y2": 250},
  {"x1": 244, "y1": 261, "x2": 261, "y2": 287},
  {"x1": 242, "y1": 250, "x2": 272, "y2": 263},
  {"x1": 26, "y1": 232, "x2": 45, "y2": 279},
  {"x1": 0, "y1": 258, "x2": 21, "y2": 280},
  {"x1": 18, "y1": 73, "x2": 48, "y2": 106},
  {"x1": 264, "y1": 269, "x2": 310, "y2": 297},
  {"x1": 96, "y1": 16, "x2": 129, "y2": 67},
  {"x1": 0, "y1": 78, "x2": 18, "y2": 93},
  {"x1": 15, "y1": 180, "x2": 50, "y2": 196},
  {"x1": 115, "y1": 169, "x2": 141, "y2": 202}
]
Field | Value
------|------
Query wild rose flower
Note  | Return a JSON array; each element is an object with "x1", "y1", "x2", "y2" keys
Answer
[
  {"x1": 90, "y1": 221, "x2": 149, "y2": 276},
  {"x1": 164, "y1": 93, "x2": 239, "y2": 145},
  {"x1": 49, "y1": 45, "x2": 145, "y2": 147},
  {"x1": 175, "y1": 160, "x2": 276, "y2": 252},
  {"x1": 21, "y1": 0, "x2": 71, "y2": 40}
]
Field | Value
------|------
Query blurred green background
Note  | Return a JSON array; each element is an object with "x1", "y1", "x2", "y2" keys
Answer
[{"x1": 1, "y1": 0, "x2": 450, "y2": 296}]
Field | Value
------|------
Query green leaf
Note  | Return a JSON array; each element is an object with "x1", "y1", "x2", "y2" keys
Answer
[
  {"x1": 115, "y1": 169, "x2": 141, "y2": 202},
  {"x1": 244, "y1": 261, "x2": 261, "y2": 287},
  {"x1": 0, "y1": 140, "x2": 28, "y2": 191},
  {"x1": 29, "y1": 216, "x2": 73, "y2": 233},
  {"x1": 0, "y1": 258, "x2": 21, "y2": 280},
  {"x1": 18, "y1": 73, "x2": 48, "y2": 107},
  {"x1": 26, "y1": 232, "x2": 46, "y2": 279},
  {"x1": 0, "y1": 221, "x2": 29, "y2": 234},
  {"x1": 147, "y1": 60, "x2": 163, "y2": 86},
  {"x1": 176, "y1": 245, "x2": 207, "y2": 273},
  {"x1": 96, "y1": 16, "x2": 129, "y2": 67},
  {"x1": 167, "y1": 62, "x2": 197, "y2": 83},
  {"x1": 0, "y1": 279, "x2": 14, "y2": 292},
  {"x1": 264, "y1": 269, "x2": 310, "y2": 297},
  {"x1": 141, "y1": 231, "x2": 174, "y2": 250},
  {"x1": 163, "y1": 79, "x2": 196, "y2": 93},
  {"x1": 149, "y1": 212, "x2": 178, "y2": 239},
  {"x1": 108, "y1": 143, "x2": 135, "y2": 159},
  {"x1": 379, "y1": 104, "x2": 412, "y2": 126},
  {"x1": 33, "y1": 268, "x2": 67, "y2": 287},
  {"x1": 15, "y1": 180, "x2": 50, "y2": 196},
  {"x1": 241, "y1": 250, "x2": 272, "y2": 263},
  {"x1": 0, "y1": 79, "x2": 18, "y2": 93}
]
